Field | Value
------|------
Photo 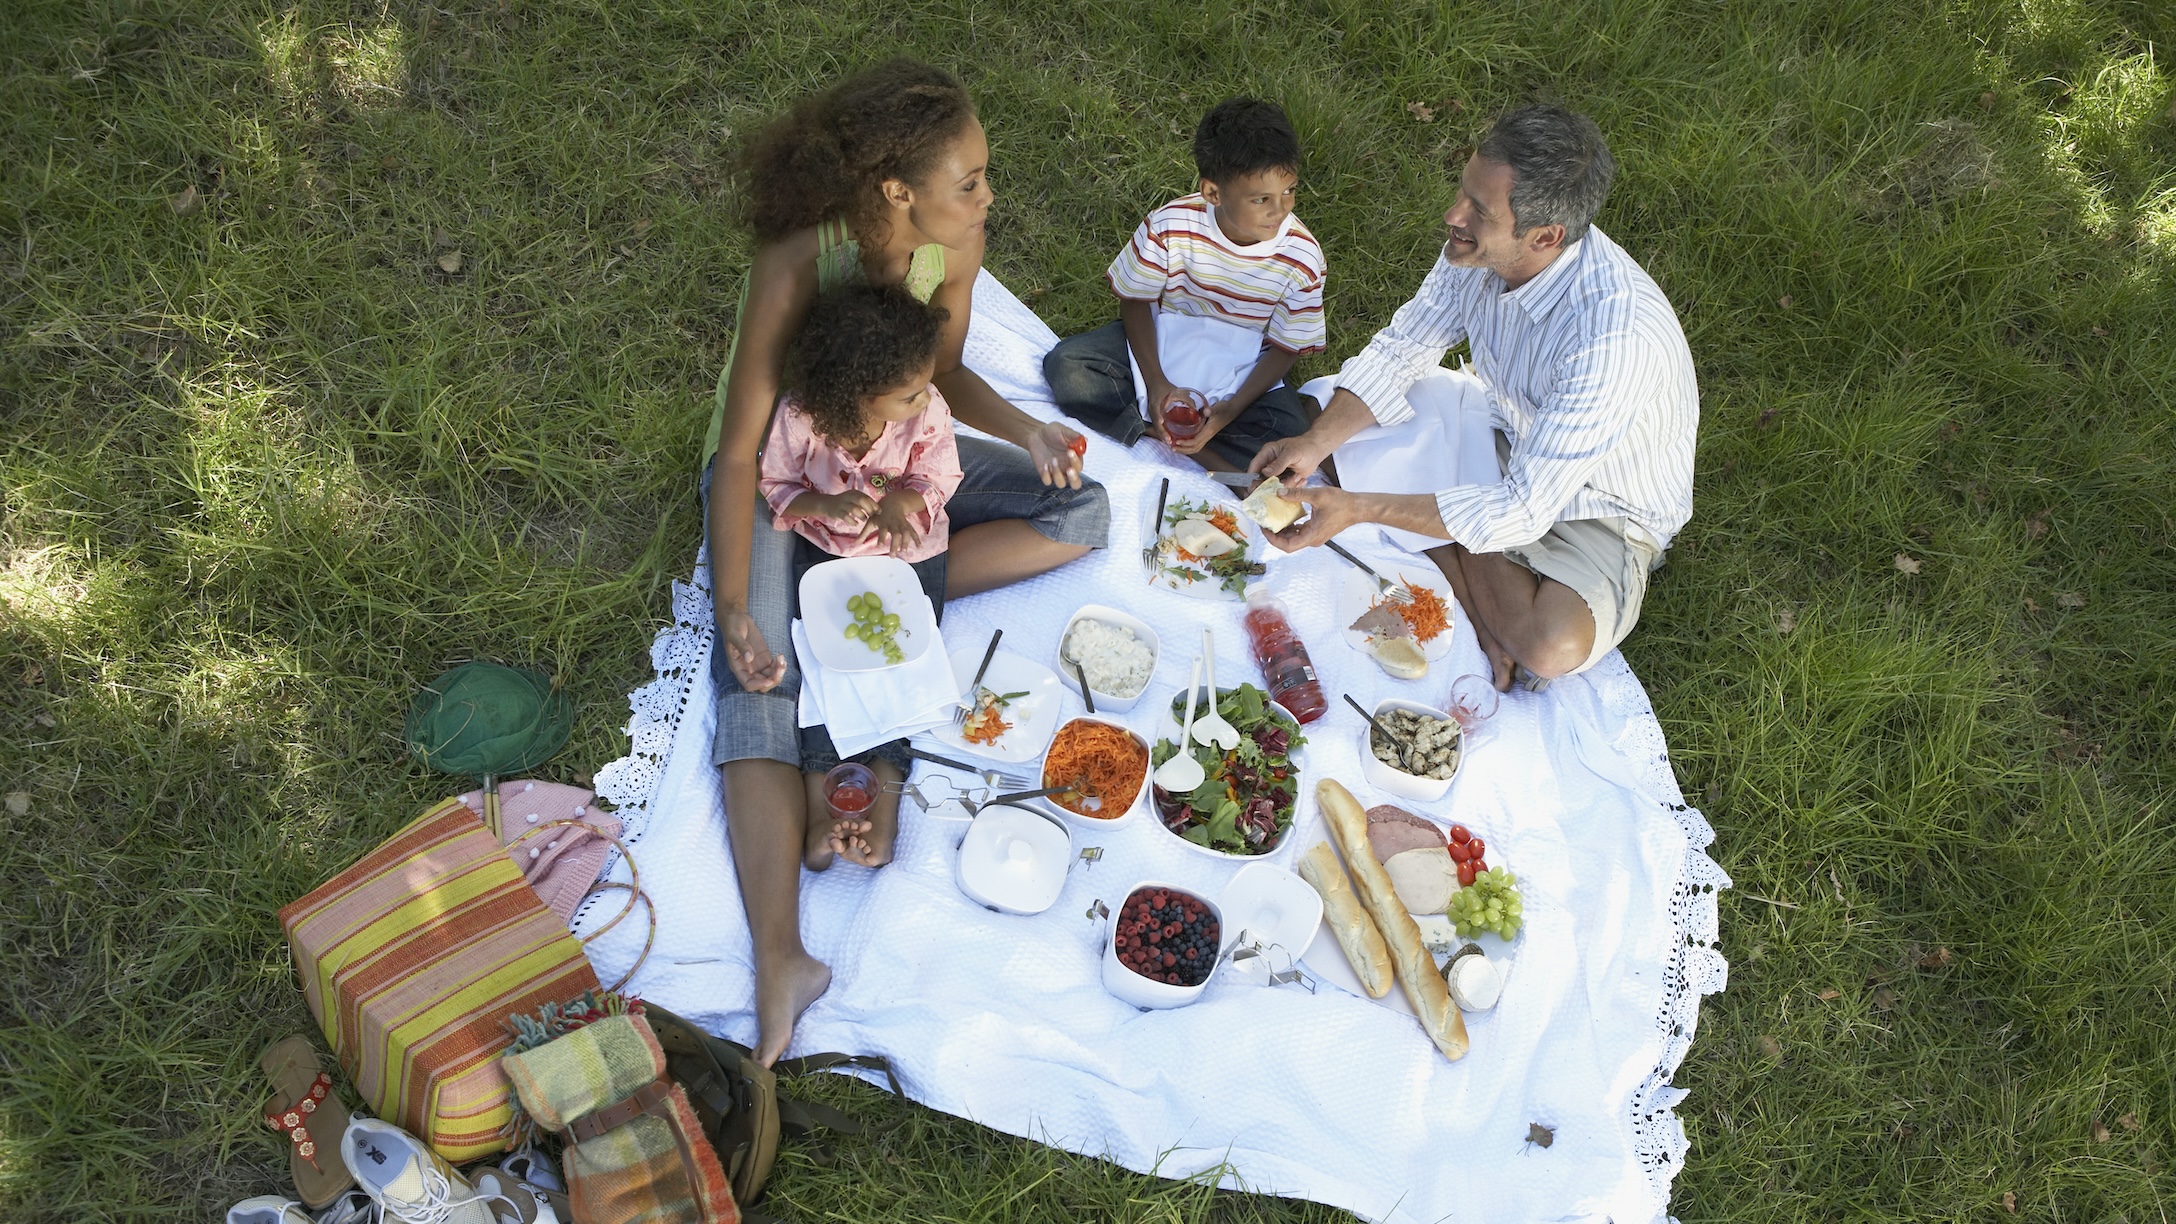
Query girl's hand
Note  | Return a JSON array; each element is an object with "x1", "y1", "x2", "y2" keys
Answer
[
  {"x1": 1026, "y1": 421, "x2": 1086, "y2": 489},
  {"x1": 719, "y1": 607, "x2": 788, "y2": 692},
  {"x1": 822, "y1": 489, "x2": 881, "y2": 529},
  {"x1": 862, "y1": 494, "x2": 924, "y2": 556}
]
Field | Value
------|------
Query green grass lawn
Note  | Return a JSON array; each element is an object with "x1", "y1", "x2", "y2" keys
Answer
[{"x1": 4, "y1": 0, "x2": 2173, "y2": 1218}]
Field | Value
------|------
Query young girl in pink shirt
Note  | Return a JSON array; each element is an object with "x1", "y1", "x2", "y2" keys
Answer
[{"x1": 759, "y1": 284, "x2": 962, "y2": 859}]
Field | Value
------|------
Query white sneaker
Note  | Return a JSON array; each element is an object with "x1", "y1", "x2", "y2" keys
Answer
[
  {"x1": 339, "y1": 1116, "x2": 505, "y2": 1224},
  {"x1": 225, "y1": 1196, "x2": 312, "y2": 1224}
]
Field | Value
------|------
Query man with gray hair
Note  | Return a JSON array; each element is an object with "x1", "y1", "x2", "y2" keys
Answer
[{"x1": 1252, "y1": 104, "x2": 1698, "y2": 691}]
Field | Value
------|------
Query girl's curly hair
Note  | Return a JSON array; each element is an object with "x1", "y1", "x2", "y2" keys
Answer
[
  {"x1": 739, "y1": 59, "x2": 978, "y2": 245},
  {"x1": 785, "y1": 284, "x2": 949, "y2": 446}
]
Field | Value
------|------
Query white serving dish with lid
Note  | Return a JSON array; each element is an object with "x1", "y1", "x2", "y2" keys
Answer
[
  {"x1": 1056, "y1": 605, "x2": 1161, "y2": 713},
  {"x1": 1358, "y1": 697, "x2": 1460, "y2": 802},
  {"x1": 1035, "y1": 714, "x2": 1150, "y2": 830},
  {"x1": 952, "y1": 803, "x2": 1073, "y2": 915}
]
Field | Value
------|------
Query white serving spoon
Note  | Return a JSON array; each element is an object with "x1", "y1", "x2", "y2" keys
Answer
[
  {"x1": 1193, "y1": 627, "x2": 1242, "y2": 750},
  {"x1": 1154, "y1": 659, "x2": 1207, "y2": 793}
]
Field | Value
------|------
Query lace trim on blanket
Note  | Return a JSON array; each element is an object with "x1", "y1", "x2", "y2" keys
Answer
[
  {"x1": 574, "y1": 544, "x2": 714, "y2": 925},
  {"x1": 1581, "y1": 650, "x2": 1732, "y2": 1216}
]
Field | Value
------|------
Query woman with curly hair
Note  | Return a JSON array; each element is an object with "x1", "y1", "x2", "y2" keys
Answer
[{"x1": 703, "y1": 59, "x2": 1110, "y2": 1065}]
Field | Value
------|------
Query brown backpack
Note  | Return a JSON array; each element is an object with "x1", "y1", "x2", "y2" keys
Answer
[{"x1": 642, "y1": 1005, "x2": 900, "y2": 1210}]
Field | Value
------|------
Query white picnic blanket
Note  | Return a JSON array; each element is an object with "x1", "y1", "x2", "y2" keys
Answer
[{"x1": 578, "y1": 270, "x2": 1728, "y2": 1224}]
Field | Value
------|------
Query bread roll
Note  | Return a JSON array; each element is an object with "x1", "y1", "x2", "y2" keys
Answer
[
  {"x1": 1297, "y1": 842, "x2": 1393, "y2": 998},
  {"x1": 1240, "y1": 482, "x2": 1303, "y2": 532},
  {"x1": 1316, "y1": 778, "x2": 1470, "y2": 1060}
]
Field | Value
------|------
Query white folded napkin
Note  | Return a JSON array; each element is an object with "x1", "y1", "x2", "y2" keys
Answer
[
  {"x1": 1128, "y1": 309, "x2": 1272, "y2": 414},
  {"x1": 792, "y1": 619, "x2": 962, "y2": 758},
  {"x1": 1305, "y1": 369, "x2": 1501, "y2": 557}
]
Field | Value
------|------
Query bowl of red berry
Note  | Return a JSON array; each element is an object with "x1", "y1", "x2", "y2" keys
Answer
[{"x1": 1100, "y1": 882, "x2": 1225, "y2": 1009}]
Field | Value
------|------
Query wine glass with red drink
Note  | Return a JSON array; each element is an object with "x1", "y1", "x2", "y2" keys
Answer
[{"x1": 1161, "y1": 389, "x2": 1208, "y2": 443}]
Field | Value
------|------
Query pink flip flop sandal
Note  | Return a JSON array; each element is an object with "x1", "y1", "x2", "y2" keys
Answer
[{"x1": 258, "y1": 1035, "x2": 356, "y2": 1208}]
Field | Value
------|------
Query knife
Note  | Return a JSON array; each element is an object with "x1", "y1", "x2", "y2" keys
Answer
[{"x1": 1208, "y1": 471, "x2": 1262, "y2": 492}]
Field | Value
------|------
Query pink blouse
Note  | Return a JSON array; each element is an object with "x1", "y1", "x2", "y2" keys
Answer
[{"x1": 758, "y1": 388, "x2": 963, "y2": 563}]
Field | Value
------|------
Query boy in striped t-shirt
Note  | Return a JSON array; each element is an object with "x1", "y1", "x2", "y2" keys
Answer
[{"x1": 1043, "y1": 98, "x2": 1325, "y2": 470}]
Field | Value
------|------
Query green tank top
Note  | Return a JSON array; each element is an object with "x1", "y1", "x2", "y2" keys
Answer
[{"x1": 700, "y1": 217, "x2": 947, "y2": 471}]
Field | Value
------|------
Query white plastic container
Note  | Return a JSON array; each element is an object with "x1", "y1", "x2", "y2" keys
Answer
[
  {"x1": 797, "y1": 556, "x2": 939, "y2": 673},
  {"x1": 1148, "y1": 685, "x2": 1309, "y2": 861},
  {"x1": 1035, "y1": 715, "x2": 1150, "y2": 830},
  {"x1": 1098, "y1": 880, "x2": 1226, "y2": 1009},
  {"x1": 1056, "y1": 605, "x2": 1161, "y2": 713},
  {"x1": 1358, "y1": 697, "x2": 1460, "y2": 802},
  {"x1": 953, "y1": 804, "x2": 1073, "y2": 915}
]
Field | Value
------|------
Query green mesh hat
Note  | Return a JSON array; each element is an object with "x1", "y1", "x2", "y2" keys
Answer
[{"x1": 404, "y1": 661, "x2": 572, "y2": 780}]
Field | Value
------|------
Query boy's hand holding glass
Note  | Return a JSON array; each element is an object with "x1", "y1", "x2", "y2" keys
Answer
[
  {"x1": 1166, "y1": 395, "x2": 1240, "y2": 456},
  {"x1": 862, "y1": 488, "x2": 927, "y2": 556}
]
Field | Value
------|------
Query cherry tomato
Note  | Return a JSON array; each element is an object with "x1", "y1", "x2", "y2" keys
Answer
[
  {"x1": 1067, "y1": 434, "x2": 1087, "y2": 458},
  {"x1": 1471, "y1": 860, "x2": 1488, "y2": 875},
  {"x1": 1449, "y1": 824, "x2": 1471, "y2": 844},
  {"x1": 1448, "y1": 841, "x2": 1471, "y2": 863},
  {"x1": 1457, "y1": 860, "x2": 1479, "y2": 887},
  {"x1": 1467, "y1": 836, "x2": 1486, "y2": 860}
]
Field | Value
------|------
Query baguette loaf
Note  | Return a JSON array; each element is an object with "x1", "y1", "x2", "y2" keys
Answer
[
  {"x1": 1297, "y1": 841, "x2": 1393, "y2": 998},
  {"x1": 1316, "y1": 778, "x2": 1470, "y2": 1060}
]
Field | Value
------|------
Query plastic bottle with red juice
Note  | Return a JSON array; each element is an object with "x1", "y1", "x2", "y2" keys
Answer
[{"x1": 1242, "y1": 592, "x2": 1327, "y2": 724}]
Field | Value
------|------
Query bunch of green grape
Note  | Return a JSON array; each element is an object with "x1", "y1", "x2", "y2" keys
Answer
[
  {"x1": 842, "y1": 591, "x2": 905, "y2": 663},
  {"x1": 1446, "y1": 868, "x2": 1524, "y2": 941}
]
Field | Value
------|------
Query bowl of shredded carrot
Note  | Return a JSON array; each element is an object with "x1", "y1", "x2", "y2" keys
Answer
[{"x1": 1038, "y1": 716, "x2": 1151, "y2": 824}]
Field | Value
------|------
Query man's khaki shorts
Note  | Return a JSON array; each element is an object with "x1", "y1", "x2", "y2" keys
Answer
[{"x1": 1501, "y1": 516, "x2": 1661, "y2": 674}]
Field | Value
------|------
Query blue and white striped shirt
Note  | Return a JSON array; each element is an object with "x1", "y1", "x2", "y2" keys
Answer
[{"x1": 1333, "y1": 228, "x2": 1698, "y2": 554}]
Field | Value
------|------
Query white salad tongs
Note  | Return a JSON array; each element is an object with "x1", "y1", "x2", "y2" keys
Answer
[
  {"x1": 1192, "y1": 627, "x2": 1242, "y2": 751},
  {"x1": 1153, "y1": 659, "x2": 1207, "y2": 793}
]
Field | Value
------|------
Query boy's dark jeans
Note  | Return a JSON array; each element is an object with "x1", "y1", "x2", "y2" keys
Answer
[{"x1": 1042, "y1": 320, "x2": 1312, "y2": 470}]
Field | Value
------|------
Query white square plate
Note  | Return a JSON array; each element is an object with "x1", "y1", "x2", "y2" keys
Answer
[
  {"x1": 797, "y1": 555, "x2": 938, "y2": 673},
  {"x1": 927, "y1": 647, "x2": 1064, "y2": 764}
]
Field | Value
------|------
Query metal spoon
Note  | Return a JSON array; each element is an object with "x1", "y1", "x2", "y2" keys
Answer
[
  {"x1": 1153, "y1": 659, "x2": 1207, "y2": 793},
  {"x1": 1345, "y1": 693, "x2": 1416, "y2": 773},
  {"x1": 1192, "y1": 627, "x2": 1241, "y2": 750}
]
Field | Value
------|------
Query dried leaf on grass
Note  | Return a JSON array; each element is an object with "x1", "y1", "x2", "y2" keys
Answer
[
  {"x1": 2026, "y1": 511, "x2": 2051, "y2": 539},
  {"x1": 1872, "y1": 985, "x2": 1899, "y2": 1011},
  {"x1": 1777, "y1": 294, "x2": 1794, "y2": 309},
  {"x1": 2119, "y1": 1113, "x2": 2141, "y2": 1132},
  {"x1": 2001, "y1": 1191, "x2": 2017, "y2": 1213},
  {"x1": 1894, "y1": 554, "x2": 1922, "y2": 574},
  {"x1": 1776, "y1": 607, "x2": 1798, "y2": 635},
  {"x1": 2056, "y1": 592, "x2": 2086, "y2": 609},
  {"x1": 437, "y1": 251, "x2": 464, "y2": 274},
  {"x1": 631, "y1": 217, "x2": 653, "y2": 238},
  {"x1": 2091, "y1": 1119, "x2": 2112, "y2": 1142},
  {"x1": 168, "y1": 184, "x2": 200, "y2": 215},
  {"x1": 1817, "y1": 988, "x2": 1842, "y2": 1001},
  {"x1": 1406, "y1": 101, "x2": 1436, "y2": 123},
  {"x1": 1757, "y1": 1034, "x2": 1783, "y2": 1060},
  {"x1": 1916, "y1": 946, "x2": 1952, "y2": 970},
  {"x1": 4, "y1": 792, "x2": 29, "y2": 817}
]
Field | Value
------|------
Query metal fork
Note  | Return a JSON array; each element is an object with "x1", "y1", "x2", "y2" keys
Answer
[
  {"x1": 951, "y1": 629, "x2": 1004, "y2": 727},
  {"x1": 903, "y1": 745, "x2": 1030, "y2": 792},
  {"x1": 1323, "y1": 540, "x2": 1413, "y2": 604}
]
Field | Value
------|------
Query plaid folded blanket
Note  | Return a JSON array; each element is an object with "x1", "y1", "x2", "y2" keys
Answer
[{"x1": 502, "y1": 1012, "x2": 737, "y2": 1224}]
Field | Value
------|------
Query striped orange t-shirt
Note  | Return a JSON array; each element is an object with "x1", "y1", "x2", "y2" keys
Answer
[{"x1": 1105, "y1": 193, "x2": 1326, "y2": 354}]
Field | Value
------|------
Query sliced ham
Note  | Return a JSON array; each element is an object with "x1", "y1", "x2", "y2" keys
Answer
[{"x1": 1366, "y1": 804, "x2": 1446, "y2": 863}]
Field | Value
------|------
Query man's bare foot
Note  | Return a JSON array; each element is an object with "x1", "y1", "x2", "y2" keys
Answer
[{"x1": 754, "y1": 951, "x2": 831, "y2": 1067}]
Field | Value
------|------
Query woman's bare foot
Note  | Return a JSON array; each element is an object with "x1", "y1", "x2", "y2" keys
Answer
[
  {"x1": 829, "y1": 759, "x2": 901, "y2": 868},
  {"x1": 754, "y1": 950, "x2": 831, "y2": 1066}
]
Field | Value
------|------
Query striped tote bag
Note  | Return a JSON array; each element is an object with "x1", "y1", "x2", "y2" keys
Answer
[{"x1": 280, "y1": 797, "x2": 600, "y2": 1163}]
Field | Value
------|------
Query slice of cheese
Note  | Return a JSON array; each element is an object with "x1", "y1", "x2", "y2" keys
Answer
[{"x1": 1172, "y1": 516, "x2": 1238, "y2": 558}]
